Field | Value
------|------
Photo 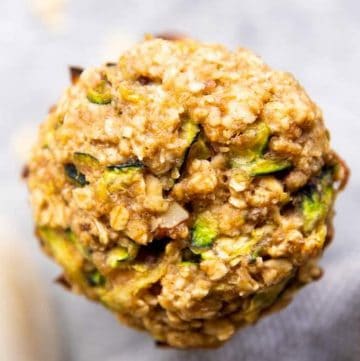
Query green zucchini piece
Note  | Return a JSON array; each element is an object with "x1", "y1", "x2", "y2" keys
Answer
[
  {"x1": 231, "y1": 157, "x2": 292, "y2": 176},
  {"x1": 180, "y1": 261, "x2": 198, "y2": 267},
  {"x1": 105, "y1": 242, "x2": 139, "y2": 268},
  {"x1": 105, "y1": 166, "x2": 142, "y2": 186},
  {"x1": 230, "y1": 122, "x2": 292, "y2": 176},
  {"x1": 37, "y1": 227, "x2": 106, "y2": 293},
  {"x1": 64, "y1": 229, "x2": 92, "y2": 259},
  {"x1": 230, "y1": 122, "x2": 291, "y2": 177},
  {"x1": 87, "y1": 81, "x2": 112, "y2": 105},
  {"x1": 97, "y1": 163, "x2": 143, "y2": 198},
  {"x1": 233, "y1": 237, "x2": 259, "y2": 257},
  {"x1": 320, "y1": 169, "x2": 335, "y2": 204},
  {"x1": 64, "y1": 163, "x2": 88, "y2": 187},
  {"x1": 107, "y1": 160, "x2": 144, "y2": 171},
  {"x1": 250, "y1": 284, "x2": 282, "y2": 310},
  {"x1": 179, "y1": 120, "x2": 200, "y2": 156},
  {"x1": 191, "y1": 213, "x2": 218, "y2": 249},
  {"x1": 248, "y1": 158, "x2": 292, "y2": 176},
  {"x1": 244, "y1": 279, "x2": 288, "y2": 323},
  {"x1": 87, "y1": 89, "x2": 112, "y2": 105},
  {"x1": 231, "y1": 122, "x2": 270, "y2": 161},
  {"x1": 176, "y1": 119, "x2": 200, "y2": 175},
  {"x1": 302, "y1": 191, "x2": 325, "y2": 233},
  {"x1": 301, "y1": 171, "x2": 334, "y2": 233},
  {"x1": 64, "y1": 228, "x2": 76, "y2": 243},
  {"x1": 180, "y1": 119, "x2": 200, "y2": 146},
  {"x1": 37, "y1": 227, "x2": 83, "y2": 277},
  {"x1": 101, "y1": 262, "x2": 167, "y2": 310},
  {"x1": 73, "y1": 152, "x2": 99, "y2": 173},
  {"x1": 251, "y1": 122, "x2": 271, "y2": 155},
  {"x1": 106, "y1": 247, "x2": 129, "y2": 268},
  {"x1": 85, "y1": 270, "x2": 106, "y2": 287}
]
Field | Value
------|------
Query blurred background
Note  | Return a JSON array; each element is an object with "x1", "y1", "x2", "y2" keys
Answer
[{"x1": 1, "y1": 0, "x2": 359, "y2": 360}]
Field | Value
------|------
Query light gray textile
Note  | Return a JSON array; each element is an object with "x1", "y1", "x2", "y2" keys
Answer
[{"x1": 1, "y1": 0, "x2": 359, "y2": 360}]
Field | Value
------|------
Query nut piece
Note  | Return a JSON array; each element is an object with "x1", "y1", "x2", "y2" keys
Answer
[{"x1": 109, "y1": 205, "x2": 129, "y2": 231}]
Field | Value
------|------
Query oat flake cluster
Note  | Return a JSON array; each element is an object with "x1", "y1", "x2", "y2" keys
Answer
[{"x1": 27, "y1": 37, "x2": 348, "y2": 348}]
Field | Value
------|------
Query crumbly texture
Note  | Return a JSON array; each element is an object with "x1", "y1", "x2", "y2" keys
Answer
[{"x1": 27, "y1": 38, "x2": 348, "y2": 348}]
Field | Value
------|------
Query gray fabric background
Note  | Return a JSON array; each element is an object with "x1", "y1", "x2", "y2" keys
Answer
[{"x1": 1, "y1": 0, "x2": 359, "y2": 360}]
